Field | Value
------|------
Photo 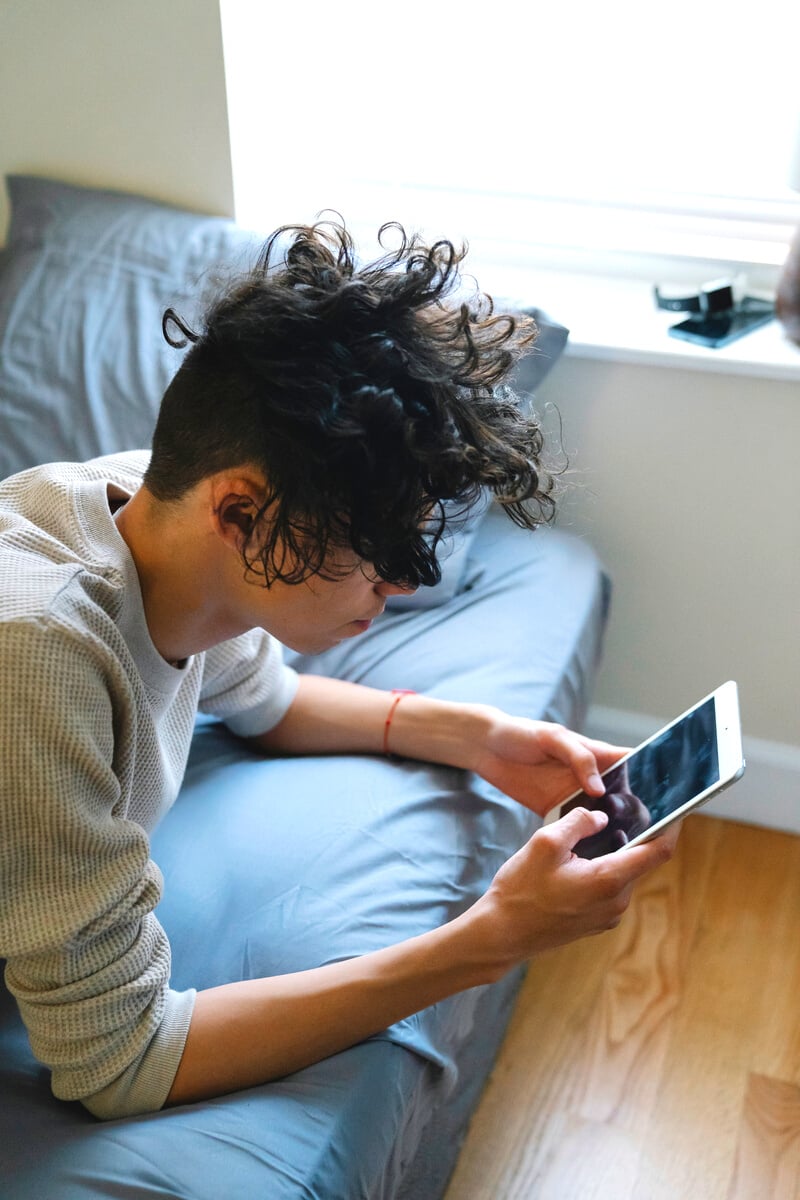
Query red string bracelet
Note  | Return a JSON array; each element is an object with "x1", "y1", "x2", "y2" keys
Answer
[{"x1": 383, "y1": 689, "x2": 416, "y2": 756}]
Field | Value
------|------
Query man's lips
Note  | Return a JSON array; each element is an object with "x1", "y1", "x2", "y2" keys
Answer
[{"x1": 351, "y1": 606, "x2": 385, "y2": 632}]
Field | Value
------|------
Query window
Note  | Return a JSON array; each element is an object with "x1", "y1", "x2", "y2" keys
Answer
[{"x1": 220, "y1": 0, "x2": 800, "y2": 288}]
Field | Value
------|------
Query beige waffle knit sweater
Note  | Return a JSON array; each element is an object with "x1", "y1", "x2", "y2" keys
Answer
[{"x1": 0, "y1": 452, "x2": 298, "y2": 1119}]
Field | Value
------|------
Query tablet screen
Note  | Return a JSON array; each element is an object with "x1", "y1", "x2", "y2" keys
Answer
[{"x1": 562, "y1": 697, "x2": 720, "y2": 858}]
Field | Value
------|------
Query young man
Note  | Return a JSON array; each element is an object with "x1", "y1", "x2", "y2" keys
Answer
[{"x1": 0, "y1": 221, "x2": 677, "y2": 1120}]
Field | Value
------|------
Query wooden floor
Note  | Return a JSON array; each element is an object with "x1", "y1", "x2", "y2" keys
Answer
[{"x1": 444, "y1": 815, "x2": 800, "y2": 1200}]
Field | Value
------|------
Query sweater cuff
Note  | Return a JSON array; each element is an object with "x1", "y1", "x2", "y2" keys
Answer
[{"x1": 80, "y1": 987, "x2": 196, "y2": 1120}]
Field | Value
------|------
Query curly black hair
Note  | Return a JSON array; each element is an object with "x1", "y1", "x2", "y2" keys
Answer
[{"x1": 144, "y1": 219, "x2": 556, "y2": 589}]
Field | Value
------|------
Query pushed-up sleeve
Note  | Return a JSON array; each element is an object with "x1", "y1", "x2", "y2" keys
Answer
[
  {"x1": 0, "y1": 618, "x2": 194, "y2": 1119},
  {"x1": 199, "y1": 627, "x2": 298, "y2": 738}
]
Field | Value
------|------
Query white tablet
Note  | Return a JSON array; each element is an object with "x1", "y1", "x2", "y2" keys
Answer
[{"x1": 546, "y1": 680, "x2": 745, "y2": 859}]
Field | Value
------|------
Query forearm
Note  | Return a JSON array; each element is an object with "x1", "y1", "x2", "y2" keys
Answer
[
  {"x1": 166, "y1": 809, "x2": 678, "y2": 1107},
  {"x1": 166, "y1": 909, "x2": 496, "y2": 1106},
  {"x1": 253, "y1": 676, "x2": 618, "y2": 819},
  {"x1": 252, "y1": 674, "x2": 488, "y2": 769}
]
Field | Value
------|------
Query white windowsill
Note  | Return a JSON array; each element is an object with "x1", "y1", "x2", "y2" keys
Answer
[{"x1": 484, "y1": 267, "x2": 800, "y2": 383}]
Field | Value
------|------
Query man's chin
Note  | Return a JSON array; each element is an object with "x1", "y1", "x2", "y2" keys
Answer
[{"x1": 281, "y1": 633, "x2": 347, "y2": 655}]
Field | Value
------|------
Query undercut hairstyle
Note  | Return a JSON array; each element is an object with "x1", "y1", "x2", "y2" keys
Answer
[{"x1": 144, "y1": 219, "x2": 558, "y2": 589}]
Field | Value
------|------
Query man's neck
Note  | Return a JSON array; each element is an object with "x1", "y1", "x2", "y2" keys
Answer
[{"x1": 112, "y1": 486, "x2": 246, "y2": 664}]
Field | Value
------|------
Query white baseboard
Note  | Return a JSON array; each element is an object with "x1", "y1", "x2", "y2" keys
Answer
[{"x1": 585, "y1": 704, "x2": 800, "y2": 837}]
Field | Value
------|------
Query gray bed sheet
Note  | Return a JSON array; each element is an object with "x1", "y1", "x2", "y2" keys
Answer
[{"x1": 0, "y1": 506, "x2": 609, "y2": 1199}]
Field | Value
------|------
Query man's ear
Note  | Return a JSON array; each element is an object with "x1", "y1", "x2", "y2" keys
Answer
[
  {"x1": 217, "y1": 494, "x2": 257, "y2": 546},
  {"x1": 209, "y1": 474, "x2": 266, "y2": 552}
]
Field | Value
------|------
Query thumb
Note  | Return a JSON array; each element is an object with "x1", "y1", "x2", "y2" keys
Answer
[{"x1": 545, "y1": 805, "x2": 609, "y2": 857}]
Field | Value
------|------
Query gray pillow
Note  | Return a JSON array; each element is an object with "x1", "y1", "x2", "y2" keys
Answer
[{"x1": 0, "y1": 174, "x2": 261, "y2": 479}]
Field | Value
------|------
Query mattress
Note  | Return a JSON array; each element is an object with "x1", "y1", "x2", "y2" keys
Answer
[{"x1": 0, "y1": 507, "x2": 610, "y2": 1199}]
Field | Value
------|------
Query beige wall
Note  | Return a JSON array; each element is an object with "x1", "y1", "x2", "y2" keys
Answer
[
  {"x1": 0, "y1": 0, "x2": 234, "y2": 241},
  {"x1": 536, "y1": 355, "x2": 800, "y2": 748}
]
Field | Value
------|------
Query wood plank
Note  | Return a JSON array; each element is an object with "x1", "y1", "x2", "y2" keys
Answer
[
  {"x1": 445, "y1": 815, "x2": 717, "y2": 1198},
  {"x1": 574, "y1": 812, "x2": 718, "y2": 1135},
  {"x1": 444, "y1": 816, "x2": 800, "y2": 1200},
  {"x1": 448, "y1": 932, "x2": 616, "y2": 1198},
  {"x1": 727, "y1": 1074, "x2": 800, "y2": 1200},
  {"x1": 532, "y1": 1117, "x2": 641, "y2": 1200},
  {"x1": 639, "y1": 821, "x2": 800, "y2": 1200}
]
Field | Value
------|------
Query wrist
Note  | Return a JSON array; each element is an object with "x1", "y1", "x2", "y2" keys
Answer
[
  {"x1": 444, "y1": 897, "x2": 523, "y2": 985},
  {"x1": 382, "y1": 689, "x2": 416, "y2": 756},
  {"x1": 387, "y1": 694, "x2": 498, "y2": 771}
]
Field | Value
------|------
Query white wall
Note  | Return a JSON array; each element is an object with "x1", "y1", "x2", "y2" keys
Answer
[
  {"x1": 536, "y1": 355, "x2": 800, "y2": 833},
  {"x1": 0, "y1": 0, "x2": 234, "y2": 241}
]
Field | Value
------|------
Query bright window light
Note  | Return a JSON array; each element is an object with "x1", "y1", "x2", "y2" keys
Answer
[{"x1": 220, "y1": 0, "x2": 800, "y2": 279}]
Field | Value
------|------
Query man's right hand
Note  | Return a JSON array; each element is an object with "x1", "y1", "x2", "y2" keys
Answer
[{"x1": 463, "y1": 806, "x2": 680, "y2": 976}]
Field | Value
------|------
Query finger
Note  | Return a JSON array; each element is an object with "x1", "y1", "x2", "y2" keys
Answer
[
  {"x1": 605, "y1": 826, "x2": 678, "y2": 885},
  {"x1": 578, "y1": 736, "x2": 631, "y2": 759},
  {"x1": 539, "y1": 805, "x2": 609, "y2": 860},
  {"x1": 538, "y1": 728, "x2": 609, "y2": 795},
  {"x1": 578, "y1": 738, "x2": 631, "y2": 774},
  {"x1": 650, "y1": 819, "x2": 683, "y2": 853}
]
